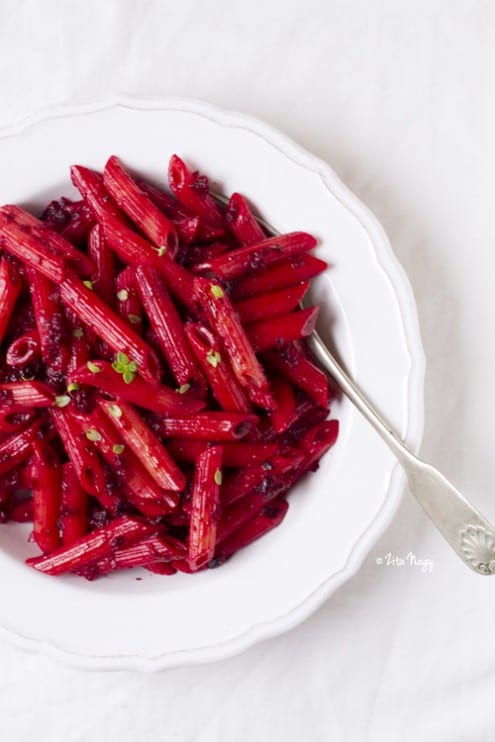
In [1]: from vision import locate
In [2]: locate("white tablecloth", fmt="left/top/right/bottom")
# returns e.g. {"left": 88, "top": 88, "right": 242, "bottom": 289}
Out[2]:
{"left": 1, "top": 2, "right": 494, "bottom": 740}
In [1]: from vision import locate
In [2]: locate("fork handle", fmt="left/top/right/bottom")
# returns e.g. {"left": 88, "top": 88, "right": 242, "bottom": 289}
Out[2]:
{"left": 307, "top": 331, "right": 495, "bottom": 574}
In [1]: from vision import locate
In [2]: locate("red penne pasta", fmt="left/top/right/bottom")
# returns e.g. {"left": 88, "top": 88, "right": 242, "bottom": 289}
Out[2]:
{"left": 0, "top": 258, "right": 22, "bottom": 344}
{"left": 198, "top": 231, "right": 316, "bottom": 281}
{"left": 50, "top": 407, "right": 109, "bottom": 503}
{"left": 31, "top": 441, "right": 61, "bottom": 554}
{"left": 213, "top": 498, "right": 289, "bottom": 566}
{"left": 69, "top": 360, "right": 205, "bottom": 416}
{"left": 184, "top": 323, "right": 252, "bottom": 413}
{"left": 0, "top": 205, "right": 95, "bottom": 277}
{"left": 60, "top": 462, "right": 88, "bottom": 546}
{"left": 298, "top": 419, "right": 339, "bottom": 474}
{"left": 5, "top": 330, "right": 41, "bottom": 368}
{"left": 193, "top": 277, "right": 276, "bottom": 410}
{"left": 26, "top": 267, "right": 70, "bottom": 390}
{"left": 138, "top": 178, "right": 223, "bottom": 243}
{"left": 59, "top": 272, "right": 161, "bottom": 385}
{"left": 234, "top": 283, "right": 309, "bottom": 325}
{"left": 188, "top": 446, "right": 222, "bottom": 569}
{"left": 246, "top": 307, "right": 319, "bottom": 352}
{"left": 166, "top": 440, "right": 277, "bottom": 467}
{"left": 225, "top": 192, "right": 266, "bottom": 245}
{"left": 70, "top": 405, "right": 179, "bottom": 512}
{"left": 155, "top": 412, "right": 259, "bottom": 441}
{"left": 135, "top": 265, "right": 205, "bottom": 391}
{"left": 0, "top": 381, "right": 53, "bottom": 408}
{"left": 87, "top": 224, "right": 116, "bottom": 307}
{"left": 231, "top": 254, "right": 328, "bottom": 300}
{"left": 115, "top": 266, "right": 143, "bottom": 329}
{"left": 221, "top": 447, "right": 304, "bottom": 506}
{"left": 268, "top": 375, "right": 298, "bottom": 434}
{"left": 0, "top": 420, "right": 41, "bottom": 478}
{"left": 27, "top": 517, "right": 156, "bottom": 576}
{"left": 0, "top": 152, "right": 338, "bottom": 579}
{"left": 263, "top": 343, "right": 330, "bottom": 409}
{"left": 70, "top": 165, "right": 122, "bottom": 221}
{"left": 168, "top": 155, "right": 225, "bottom": 228}
{"left": 0, "top": 215, "right": 66, "bottom": 283}
{"left": 98, "top": 398, "right": 186, "bottom": 492}
{"left": 103, "top": 155, "right": 179, "bottom": 256}
{"left": 95, "top": 535, "right": 186, "bottom": 575}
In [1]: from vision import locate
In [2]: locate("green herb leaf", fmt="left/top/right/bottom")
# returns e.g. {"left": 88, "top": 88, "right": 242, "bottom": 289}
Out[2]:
{"left": 87, "top": 361, "right": 102, "bottom": 374}
{"left": 176, "top": 383, "right": 191, "bottom": 395}
{"left": 206, "top": 349, "right": 222, "bottom": 368}
{"left": 112, "top": 444, "right": 125, "bottom": 455}
{"left": 73, "top": 328, "right": 84, "bottom": 339}
{"left": 156, "top": 245, "right": 167, "bottom": 257}
{"left": 127, "top": 361, "right": 138, "bottom": 373}
{"left": 211, "top": 284, "right": 224, "bottom": 299}
{"left": 116, "top": 352, "right": 128, "bottom": 366}
{"left": 123, "top": 371, "right": 134, "bottom": 384}
{"left": 83, "top": 280, "right": 93, "bottom": 290}
{"left": 54, "top": 395, "right": 71, "bottom": 408}
{"left": 214, "top": 469, "right": 223, "bottom": 486}
{"left": 108, "top": 404, "right": 122, "bottom": 418}
{"left": 116, "top": 289, "right": 129, "bottom": 302}
{"left": 85, "top": 429, "right": 102, "bottom": 442}
{"left": 67, "top": 382, "right": 80, "bottom": 394}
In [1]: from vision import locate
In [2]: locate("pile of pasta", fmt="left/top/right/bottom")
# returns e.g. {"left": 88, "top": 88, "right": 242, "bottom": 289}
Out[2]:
{"left": 0, "top": 154, "right": 338, "bottom": 578}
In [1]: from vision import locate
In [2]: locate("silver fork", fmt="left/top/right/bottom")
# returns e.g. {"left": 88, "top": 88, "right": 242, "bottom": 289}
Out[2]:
{"left": 213, "top": 193, "right": 495, "bottom": 574}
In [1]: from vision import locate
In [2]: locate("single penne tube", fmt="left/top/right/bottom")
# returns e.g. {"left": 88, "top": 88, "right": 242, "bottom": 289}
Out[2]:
{"left": 95, "top": 535, "right": 187, "bottom": 575}
{"left": 0, "top": 258, "right": 22, "bottom": 345}
{"left": 69, "top": 360, "right": 205, "bottom": 416}
{"left": 193, "top": 277, "right": 276, "bottom": 410}
{"left": 98, "top": 398, "right": 186, "bottom": 492}
{"left": 267, "top": 374, "right": 298, "bottom": 434}
{"left": 0, "top": 381, "right": 54, "bottom": 408}
{"left": 225, "top": 192, "right": 266, "bottom": 245}
{"left": 246, "top": 307, "right": 319, "bottom": 352}
{"left": 221, "top": 447, "right": 304, "bottom": 506}
{"left": 5, "top": 330, "right": 41, "bottom": 368}
{"left": 103, "top": 155, "right": 179, "bottom": 256}
{"left": 166, "top": 439, "right": 277, "bottom": 467}
{"left": 26, "top": 267, "right": 71, "bottom": 389}
{"left": 263, "top": 342, "right": 330, "bottom": 409}
{"left": 60, "top": 462, "right": 88, "bottom": 546}
{"left": 231, "top": 254, "right": 327, "bottom": 300}
{"left": 168, "top": 155, "right": 225, "bottom": 228}
{"left": 115, "top": 266, "right": 144, "bottom": 329}
{"left": 212, "top": 498, "right": 289, "bottom": 566}
{"left": 31, "top": 441, "right": 61, "bottom": 555}
{"left": 135, "top": 265, "right": 205, "bottom": 392}
{"left": 187, "top": 445, "right": 222, "bottom": 569}
{"left": 198, "top": 231, "right": 316, "bottom": 281}
{"left": 87, "top": 224, "right": 116, "bottom": 307}
{"left": 234, "top": 283, "right": 309, "bottom": 325}
{"left": 155, "top": 412, "right": 259, "bottom": 441}
{"left": 0, "top": 419, "right": 42, "bottom": 477}
{"left": 298, "top": 419, "right": 339, "bottom": 475}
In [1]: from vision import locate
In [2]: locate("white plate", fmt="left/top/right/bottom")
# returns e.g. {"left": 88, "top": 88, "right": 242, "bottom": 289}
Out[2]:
{"left": 0, "top": 97, "right": 425, "bottom": 671}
